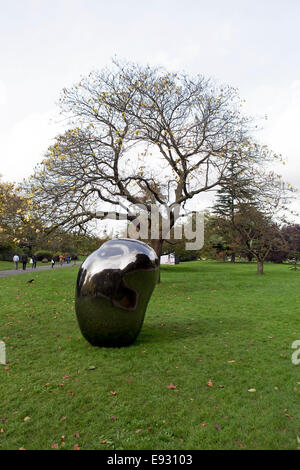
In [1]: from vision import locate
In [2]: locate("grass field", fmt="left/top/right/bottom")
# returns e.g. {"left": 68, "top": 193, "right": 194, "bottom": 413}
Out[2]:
{"left": 0, "top": 261, "right": 299, "bottom": 450}
{"left": 0, "top": 260, "right": 18, "bottom": 270}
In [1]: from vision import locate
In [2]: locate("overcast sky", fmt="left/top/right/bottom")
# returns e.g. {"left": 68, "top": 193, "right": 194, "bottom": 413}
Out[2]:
{"left": 1, "top": 0, "right": 299, "bottom": 210}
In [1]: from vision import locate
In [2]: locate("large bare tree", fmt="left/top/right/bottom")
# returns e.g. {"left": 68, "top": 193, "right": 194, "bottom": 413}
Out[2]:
{"left": 28, "top": 59, "right": 271, "bottom": 260}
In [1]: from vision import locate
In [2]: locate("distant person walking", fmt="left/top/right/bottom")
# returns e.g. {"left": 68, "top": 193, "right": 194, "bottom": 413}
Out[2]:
{"left": 13, "top": 254, "right": 19, "bottom": 270}
{"left": 51, "top": 258, "right": 55, "bottom": 269}
{"left": 21, "top": 254, "right": 28, "bottom": 271}
{"left": 31, "top": 255, "right": 37, "bottom": 269}
{"left": 59, "top": 255, "right": 64, "bottom": 266}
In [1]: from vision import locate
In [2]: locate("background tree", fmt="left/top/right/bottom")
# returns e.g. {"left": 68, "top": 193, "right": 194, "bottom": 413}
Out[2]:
{"left": 0, "top": 179, "right": 38, "bottom": 257}
{"left": 211, "top": 152, "right": 258, "bottom": 262}
{"left": 281, "top": 224, "right": 300, "bottom": 270}
{"left": 233, "top": 204, "right": 285, "bottom": 274}
{"left": 44, "top": 230, "right": 104, "bottom": 258}
{"left": 209, "top": 156, "right": 295, "bottom": 274}
{"left": 234, "top": 171, "right": 295, "bottom": 274}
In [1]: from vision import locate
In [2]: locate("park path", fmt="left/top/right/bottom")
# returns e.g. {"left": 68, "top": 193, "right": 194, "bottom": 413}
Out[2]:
{"left": 0, "top": 262, "right": 82, "bottom": 278}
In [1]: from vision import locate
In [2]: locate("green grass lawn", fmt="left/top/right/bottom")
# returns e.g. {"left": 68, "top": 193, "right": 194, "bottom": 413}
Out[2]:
{"left": 0, "top": 260, "right": 17, "bottom": 270}
{"left": 0, "top": 261, "right": 299, "bottom": 450}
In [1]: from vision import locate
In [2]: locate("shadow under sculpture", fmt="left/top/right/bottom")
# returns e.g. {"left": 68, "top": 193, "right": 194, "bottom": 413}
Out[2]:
{"left": 75, "top": 239, "right": 159, "bottom": 347}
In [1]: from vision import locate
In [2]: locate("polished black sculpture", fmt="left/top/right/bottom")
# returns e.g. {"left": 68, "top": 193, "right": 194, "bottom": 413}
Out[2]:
{"left": 75, "top": 238, "right": 159, "bottom": 347}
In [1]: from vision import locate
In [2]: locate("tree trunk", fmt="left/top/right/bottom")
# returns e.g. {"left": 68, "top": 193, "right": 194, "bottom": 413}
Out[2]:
{"left": 151, "top": 238, "right": 164, "bottom": 283}
{"left": 216, "top": 251, "right": 226, "bottom": 262}
{"left": 257, "top": 260, "right": 264, "bottom": 275}
{"left": 293, "top": 260, "right": 297, "bottom": 271}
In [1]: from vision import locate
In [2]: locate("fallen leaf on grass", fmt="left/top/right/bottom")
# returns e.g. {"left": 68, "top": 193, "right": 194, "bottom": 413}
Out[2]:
{"left": 201, "top": 422, "right": 207, "bottom": 427}
{"left": 166, "top": 383, "right": 177, "bottom": 390}
{"left": 248, "top": 388, "right": 256, "bottom": 393}
{"left": 135, "top": 429, "right": 142, "bottom": 434}
{"left": 236, "top": 441, "right": 244, "bottom": 447}
{"left": 60, "top": 416, "right": 67, "bottom": 421}
{"left": 100, "top": 440, "right": 106, "bottom": 444}
{"left": 19, "top": 447, "right": 26, "bottom": 450}
{"left": 74, "top": 443, "right": 80, "bottom": 450}
{"left": 111, "top": 416, "right": 117, "bottom": 421}
{"left": 74, "top": 432, "right": 81, "bottom": 438}
{"left": 207, "top": 381, "right": 213, "bottom": 387}
{"left": 215, "top": 424, "right": 223, "bottom": 430}
{"left": 0, "top": 428, "right": 4, "bottom": 433}
{"left": 51, "top": 443, "right": 58, "bottom": 449}
{"left": 23, "top": 416, "right": 31, "bottom": 422}
{"left": 109, "top": 391, "right": 117, "bottom": 396}
{"left": 88, "top": 366, "right": 96, "bottom": 370}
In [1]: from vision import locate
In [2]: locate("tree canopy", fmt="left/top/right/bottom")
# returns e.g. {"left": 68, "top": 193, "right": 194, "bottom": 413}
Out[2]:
{"left": 24, "top": 58, "right": 294, "bottom": 267}
{"left": 28, "top": 59, "right": 272, "bottom": 254}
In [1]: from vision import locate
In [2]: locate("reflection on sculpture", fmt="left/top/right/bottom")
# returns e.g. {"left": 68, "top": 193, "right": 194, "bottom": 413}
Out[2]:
{"left": 75, "top": 238, "right": 159, "bottom": 347}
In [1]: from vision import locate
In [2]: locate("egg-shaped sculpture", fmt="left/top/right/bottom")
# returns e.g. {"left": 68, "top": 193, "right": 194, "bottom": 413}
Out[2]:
{"left": 75, "top": 238, "right": 159, "bottom": 347}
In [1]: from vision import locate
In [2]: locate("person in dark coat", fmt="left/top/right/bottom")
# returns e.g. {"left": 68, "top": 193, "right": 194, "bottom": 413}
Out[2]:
{"left": 32, "top": 255, "right": 37, "bottom": 269}
{"left": 21, "top": 254, "right": 28, "bottom": 270}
